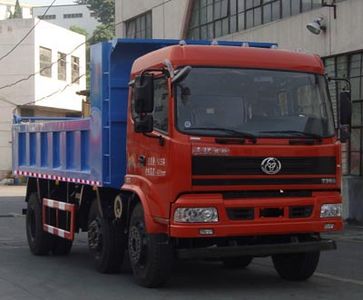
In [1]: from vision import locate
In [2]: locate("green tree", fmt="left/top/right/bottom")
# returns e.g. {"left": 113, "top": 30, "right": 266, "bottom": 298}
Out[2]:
{"left": 10, "top": 0, "right": 22, "bottom": 19}
{"left": 73, "top": 0, "right": 115, "bottom": 88}
{"left": 69, "top": 25, "right": 89, "bottom": 38}
{"left": 75, "top": 0, "right": 115, "bottom": 25}
{"left": 75, "top": 0, "right": 115, "bottom": 42}
{"left": 89, "top": 24, "right": 114, "bottom": 44}
{"left": 69, "top": 26, "right": 91, "bottom": 87}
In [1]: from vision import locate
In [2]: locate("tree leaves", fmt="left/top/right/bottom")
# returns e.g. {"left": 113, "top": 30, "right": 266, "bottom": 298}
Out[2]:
{"left": 76, "top": 0, "right": 115, "bottom": 25}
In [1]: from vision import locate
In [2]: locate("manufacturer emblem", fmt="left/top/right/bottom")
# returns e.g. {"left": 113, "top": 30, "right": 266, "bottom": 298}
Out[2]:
{"left": 261, "top": 157, "right": 282, "bottom": 175}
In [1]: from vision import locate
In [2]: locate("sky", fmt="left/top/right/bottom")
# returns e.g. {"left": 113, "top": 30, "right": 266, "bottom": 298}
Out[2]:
{"left": 24, "top": 0, "right": 76, "bottom": 5}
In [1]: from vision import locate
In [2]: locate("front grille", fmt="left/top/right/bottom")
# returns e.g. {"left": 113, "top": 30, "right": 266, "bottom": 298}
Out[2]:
{"left": 223, "top": 190, "right": 312, "bottom": 199}
{"left": 260, "top": 208, "right": 284, "bottom": 218}
{"left": 192, "top": 156, "right": 336, "bottom": 176}
{"left": 226, "top": 208, "right": 254, "bottom": 220}
{"left": 289, "top": 206, "right": 313, "bottom": 218}
{"left": 226, "top": 205, "right": 314, "bottom": 221}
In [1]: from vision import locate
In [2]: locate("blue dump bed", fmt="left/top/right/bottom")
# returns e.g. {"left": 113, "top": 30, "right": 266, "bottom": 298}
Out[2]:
{"left": 12, "top": 39, "right": 276, "bottom": 189}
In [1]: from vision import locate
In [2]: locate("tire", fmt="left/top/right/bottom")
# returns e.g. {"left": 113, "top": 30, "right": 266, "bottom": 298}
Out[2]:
{"left": 222, "top": 256, "right": 253, "bottom": 269}
{"left": 272, "top": 251, "right": 320, "bottom": 281}
{"left": 128, "top": 203, "right": 174, "bottom": 288}
{"left": 52, "top": 237, "right": 73, "bottom": 256}
{"left": 87, "top": 200, "right": 125, "bottom": 273}
{"left": 26, "top": 193, "right": 52, "bottom": 255}
{"left": 51, "top": 209, "right": 73, "bottom": 255}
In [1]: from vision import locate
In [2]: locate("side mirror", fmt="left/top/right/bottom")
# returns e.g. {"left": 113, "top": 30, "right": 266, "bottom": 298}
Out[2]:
{"left": 134, "top": 74, "right": 154, "bottom": 114}
{"left": 339, "top": 91, "right": 351, "bottom": 125}
{"left": 134, "top": 115, "right": 153, "bottom": 133}
{"left": 339, "top": 91, "right": 351, "bottom": 143}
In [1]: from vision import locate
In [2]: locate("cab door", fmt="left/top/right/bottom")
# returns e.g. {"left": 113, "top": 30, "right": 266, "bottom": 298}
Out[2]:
{"left": 127, "top": 75, "right": 173, "bottom": 218}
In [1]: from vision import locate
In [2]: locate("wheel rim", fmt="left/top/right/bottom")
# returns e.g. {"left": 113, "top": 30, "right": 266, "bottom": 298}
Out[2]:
{"left": 88, "top": 219, "right": 103, "bottom": 258}
{"left": 129, "top": 222, "right": 147, "bottom": 267}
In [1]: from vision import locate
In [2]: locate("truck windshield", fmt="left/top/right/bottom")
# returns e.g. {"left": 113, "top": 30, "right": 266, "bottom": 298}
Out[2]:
{"left": 175, "top": 68, "right": 335, "bottom": 138}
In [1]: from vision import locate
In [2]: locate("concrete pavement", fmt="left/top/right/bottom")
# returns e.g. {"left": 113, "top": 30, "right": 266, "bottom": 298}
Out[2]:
{"left": 0, "top": 185, "right": 26, "bottom": 197}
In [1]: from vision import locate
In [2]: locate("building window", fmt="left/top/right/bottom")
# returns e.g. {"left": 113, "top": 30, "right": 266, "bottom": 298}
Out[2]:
{"left": 125, "top": 11, "right": 152, "bottom": 39}
{"left": 58, "top": 52, "right": 66, "bottom": 81}
{"left": 90, "top": 12, "right": 97, "bottom": 17}
{"left": 324, "top": 52, "right": 363, "bottom": 176}
{"left": 71, "top": 56, "right": 80, "bottom": 84}
{"left": 40, "top": 46, "right": 52, "bottom": 78}
{"left": 64, "top": 13, "right": 83, "bottom": 19}
{"left": 38, "top": 15, "right": 56, "bottom": 20}
{"left": 187, "top": 0, "right": 325, "bottom": 39}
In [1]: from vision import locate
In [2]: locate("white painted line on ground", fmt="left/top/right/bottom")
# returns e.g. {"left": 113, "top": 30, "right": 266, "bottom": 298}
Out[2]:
{"left": 0, "top": 214, "right": 24, "bottom": 218}
{"left": 331, "top": 237, "right": 363, "bottom": 244}
{"left": 315, "top": 272, "right": 363, "bottom": 287}
{"left": 255, "top": 261, "right": 363, "bottom": 287}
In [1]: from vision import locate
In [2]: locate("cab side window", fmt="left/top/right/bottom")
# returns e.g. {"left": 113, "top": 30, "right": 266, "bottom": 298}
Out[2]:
{"left": 153, "top": 78, "right": 169, "bottom": 133}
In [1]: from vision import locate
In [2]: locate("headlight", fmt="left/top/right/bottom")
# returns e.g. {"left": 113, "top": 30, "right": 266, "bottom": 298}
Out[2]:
{"left": 320, "top": 204, "right": 342, "bottom": 218}
{"left": 174, "top": 207, "right": 219, "bottom": 223}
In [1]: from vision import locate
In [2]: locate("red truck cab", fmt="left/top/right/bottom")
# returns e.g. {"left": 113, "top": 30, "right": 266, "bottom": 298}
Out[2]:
{"left": 124, "top": 44, "right": 346, "bottom": 286}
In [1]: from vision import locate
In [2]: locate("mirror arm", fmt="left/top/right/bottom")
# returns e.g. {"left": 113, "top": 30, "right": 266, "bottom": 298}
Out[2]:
{"left": 141, "top": 67, "right": 170, "bottom": 78}
{"left": 328, "top": 76, "right": 351, "bottom": 92}
{"left": 163, "top": 59, "right": 174, "bottom": 79}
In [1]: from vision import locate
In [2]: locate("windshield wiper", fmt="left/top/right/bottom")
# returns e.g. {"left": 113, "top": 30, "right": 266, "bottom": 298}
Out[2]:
{"left": 185, "top": 127, "right": 257, "bottom": 142}
{"left": 259, "top": 130, "right": 322, "bottom": 140}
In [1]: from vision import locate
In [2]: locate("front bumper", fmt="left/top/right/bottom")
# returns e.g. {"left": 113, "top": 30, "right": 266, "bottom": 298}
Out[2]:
{"left": 170, "top": 192, "right": 343, "bottom": 238}
{"left": 177, "top": 239, "right": 336, "bottom": 259}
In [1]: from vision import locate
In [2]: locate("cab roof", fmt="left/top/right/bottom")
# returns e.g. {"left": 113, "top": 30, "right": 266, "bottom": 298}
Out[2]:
{"left": 131, "top": 45, "right": 324, "bottom": 75}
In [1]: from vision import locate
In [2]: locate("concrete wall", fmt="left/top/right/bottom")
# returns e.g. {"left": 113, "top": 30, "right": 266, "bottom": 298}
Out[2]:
{"left": 222, "top": 0, "right": 363, "bottom": 57}
{"left": 116, "top": 0, "right": 362, "bottom": 58}
{"left": 0, "top": 18, "right": 86, "bottom": 177}
{"left": 33, "top": 20, "right": 86, "bottom": 111}
{"left": 32, "top": 4, "right": 100, "bottom": 36}
{"left": 115, "top": 0, "right": 189, "bottom": 39}
{"left": 343, "top": 176, "right": 363, "bottom": 223}
{"left": 0, "top": 19, "right": 35, "bottom": 178}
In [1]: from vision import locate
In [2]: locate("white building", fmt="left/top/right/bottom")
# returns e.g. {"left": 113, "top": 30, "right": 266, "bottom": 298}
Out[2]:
{"left": 32, "top": 4, "right": 100, "bottom": 36}
{"left": 115, "top": 0, "right": 363, "bottom": 221}
{"left": 0, "top": 18, "right": 86, "bottom": 178}
{"left": 0, "top": 0, "right": 32, "bottom": 20}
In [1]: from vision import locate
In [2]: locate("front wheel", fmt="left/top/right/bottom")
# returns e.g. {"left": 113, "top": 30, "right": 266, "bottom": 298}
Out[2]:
{"left": 272, "top": 251, "right": 320, "bottom": 281}
{"left": 128, "top": 203, "right": 174, "bottom": 288}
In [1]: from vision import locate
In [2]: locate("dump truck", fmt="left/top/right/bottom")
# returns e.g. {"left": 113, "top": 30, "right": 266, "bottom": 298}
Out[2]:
{"left": 12, "top": 39, "right": 351, "bottom": 287}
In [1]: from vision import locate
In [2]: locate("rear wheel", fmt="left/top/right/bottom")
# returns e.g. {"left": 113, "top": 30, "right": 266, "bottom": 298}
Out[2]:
{"left": 52, "top": 237, "right": 73, "bottom": 255}
{"left": 88, "top": 200, "right": 125, "bottom": 273}
{"left": 51, "top": 208, "right": 73, "bottom": 255}
{"left": 222, "top": 256, "right": 253, "bottom": 269}
{"left": 26, "top": 193, "right": 52, "bottom": 255}
{"left": 128, "top": 203, "right": 174, "bottom": 288}
{"left": 272, "top": 251, "right": 320, "bottom": 281}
